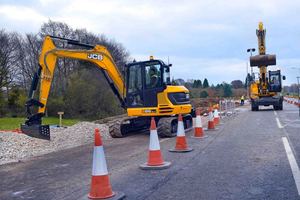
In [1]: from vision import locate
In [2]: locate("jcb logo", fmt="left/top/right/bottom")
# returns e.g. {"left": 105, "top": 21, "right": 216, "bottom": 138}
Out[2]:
{"left": 88, "top": 53, "right": 103, "bottom": 60}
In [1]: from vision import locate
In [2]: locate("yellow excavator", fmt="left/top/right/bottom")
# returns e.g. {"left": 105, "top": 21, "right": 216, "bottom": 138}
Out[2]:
{"left": 249, "top": 22, "right": 285, "bottom": 111}
{"left": 21, "top": 36, "right": 193, "bottom": 140}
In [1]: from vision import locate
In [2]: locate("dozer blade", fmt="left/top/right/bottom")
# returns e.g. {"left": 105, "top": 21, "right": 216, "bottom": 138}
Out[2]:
{"left": 20, "top": 124, "right": 50, "bottom": 140}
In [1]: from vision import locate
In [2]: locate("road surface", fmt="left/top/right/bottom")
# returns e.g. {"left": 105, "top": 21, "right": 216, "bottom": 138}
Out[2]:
{"left": 1, "top": 102, "right": 300, "bottom": 200}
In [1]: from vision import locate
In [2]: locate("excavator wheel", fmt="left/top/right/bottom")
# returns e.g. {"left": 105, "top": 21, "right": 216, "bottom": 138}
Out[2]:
{"left": 157, "top": 115, "right": 193, "bottom": 137}
{"left": 251, "top": 102, "right": 259, "bottom": 111}
{"left": 278, "top": 102, "right": 283, "bottom": 110}
{"left": 107, "top": 116, "right": 149, "bottom": 138}
{"left": 157, "top": 117, "right": 177, "bottom": 137}
{"left": 108, "top": 119, "right": 124, "bottom": 138}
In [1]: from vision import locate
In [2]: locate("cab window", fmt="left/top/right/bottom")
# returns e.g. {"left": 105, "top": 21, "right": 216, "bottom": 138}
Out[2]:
{"left": 269, "top": 74, "right": 280, "bottom": 86}
{"left": 145, "top": 63, "right": 162, "bottom": 89}
{"left": 269, "top": 72, "right": 281, "bottom": 92}
{"left": 127, "top": 64, "right": 143, "bottom": 106}
{"left": 128, "top": 64, "right": 142, "bottom": 93}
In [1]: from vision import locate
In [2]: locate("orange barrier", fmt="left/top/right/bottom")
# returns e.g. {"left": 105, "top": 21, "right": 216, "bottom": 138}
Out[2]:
{"left": 0, "top": 129, "right": 23, "bottom": 134}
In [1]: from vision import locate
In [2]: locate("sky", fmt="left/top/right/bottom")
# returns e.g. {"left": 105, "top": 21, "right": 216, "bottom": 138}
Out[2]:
{"left": 0, "top": 0, "right": 300, "bottom": 85}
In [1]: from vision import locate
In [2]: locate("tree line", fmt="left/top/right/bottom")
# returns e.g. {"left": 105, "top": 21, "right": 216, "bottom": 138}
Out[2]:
{"left": 173, "top": 78, "right": 247, "bottom": 98}
{"left": 0, "top": 20, "right": 129, "bottom": 119}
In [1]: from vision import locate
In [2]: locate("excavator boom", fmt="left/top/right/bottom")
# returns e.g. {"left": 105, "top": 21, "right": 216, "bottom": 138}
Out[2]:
{"left": 21, "top": 36, "right": 126, "bottom": 139}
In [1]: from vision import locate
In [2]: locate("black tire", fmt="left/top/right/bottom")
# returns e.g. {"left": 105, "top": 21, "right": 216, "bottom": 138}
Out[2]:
{"left": 157, "top": 117, "right": 177, "bottom": 137}
{"left": 279, "top": 102, "right": 283, "bottom": 110}
{"left": 251, "top": 104, "right": 258, "bottom": 111}
{"left": 183, "top": 115, "right": 193, "bottom": 130}
{"left": 108, "top": 119, "right": 123, "bottom": 138}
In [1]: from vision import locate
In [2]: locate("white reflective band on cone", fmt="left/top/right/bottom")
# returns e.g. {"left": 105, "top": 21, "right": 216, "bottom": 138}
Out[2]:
{"left": 192, "top": 118, "right": 196, "bottom": 128}
{"left": 195, "top": 116, "right": 202, "bottom": 127}
{"left": 149, "top": 130, "right": 160, "bottom": 150}
{"left": 209, "top": 112, "right": 213, "bottom": 121}
{"left": 92, "top": 146, "right": 108, "bottom": 176}
{"left": 214, "top": 109, "right": 219, "bottom": 117}
{"left": 177, "top": 121, "right": 185, "bottom": 136}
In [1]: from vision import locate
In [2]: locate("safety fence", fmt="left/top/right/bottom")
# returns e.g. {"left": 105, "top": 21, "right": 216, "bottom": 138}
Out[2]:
{"left": 284, "top": 96, "right": 300, "bottom": 107}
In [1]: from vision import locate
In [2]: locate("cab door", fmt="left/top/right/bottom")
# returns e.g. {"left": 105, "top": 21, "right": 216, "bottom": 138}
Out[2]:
{"left": 126, "top": 64, "right": 144, "bottom": 107}
{"left": 268, "top": 70, "right": 282, "bottom": 92}
{"left": 142, "top": 62, "right": 165, "bottom": 107}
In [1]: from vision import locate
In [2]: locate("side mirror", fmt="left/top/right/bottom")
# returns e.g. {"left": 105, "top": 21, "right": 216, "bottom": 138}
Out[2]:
{"left": 282, "top": 75, "right": 286, "bottom": 80}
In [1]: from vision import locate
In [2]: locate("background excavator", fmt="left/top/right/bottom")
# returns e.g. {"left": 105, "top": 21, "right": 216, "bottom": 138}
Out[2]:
{"left": 249, "top": 22, "right": 286, "bottom": 111}
{"left": 21, "top": 36, "right": 193, "bottom": 140}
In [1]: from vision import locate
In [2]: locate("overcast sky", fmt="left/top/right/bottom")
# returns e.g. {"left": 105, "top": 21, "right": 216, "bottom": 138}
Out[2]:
{"left": 1, "top": 0, "right": 300, "bottom": 85}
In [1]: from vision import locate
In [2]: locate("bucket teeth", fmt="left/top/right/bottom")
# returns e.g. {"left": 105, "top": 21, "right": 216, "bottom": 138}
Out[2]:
{"left": 20, "top": 124, "right": 50, "bottom": 140}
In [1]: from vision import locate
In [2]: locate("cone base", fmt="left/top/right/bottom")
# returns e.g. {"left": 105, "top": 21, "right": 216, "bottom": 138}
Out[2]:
{"left": 204, "top": 127, "right": 219, "bottom": 131}
{"left": 139, "top": 161, "right": 171, "bottom": 170}
{"left": 191, "top": 135, "right": 208, "bottom": 139}
{"left": 82, "top": 192, "right": 125, "bottom": 200}
{"left": 169, "top": 147, "right": 193, "bottom": 153}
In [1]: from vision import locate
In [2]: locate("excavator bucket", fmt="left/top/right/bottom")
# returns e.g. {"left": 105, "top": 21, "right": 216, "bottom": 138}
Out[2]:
{"left": 250, "top": 54, "right": 276, "bottom": 67}
{"left": 21, "top": 124, "right": 50, "bottom": 140}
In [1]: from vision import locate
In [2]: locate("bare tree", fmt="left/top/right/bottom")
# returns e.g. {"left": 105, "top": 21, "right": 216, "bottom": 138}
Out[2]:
{"left": 0, "top": 30, "right": 19, "bottom": 90}
{"left": 15, "top": 33, "right": 42, "bottom": 91}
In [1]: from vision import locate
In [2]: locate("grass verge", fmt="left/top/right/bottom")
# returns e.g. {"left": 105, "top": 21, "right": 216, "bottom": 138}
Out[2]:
{"left": 0, "top": 117, "right": 80, "bottom": 130}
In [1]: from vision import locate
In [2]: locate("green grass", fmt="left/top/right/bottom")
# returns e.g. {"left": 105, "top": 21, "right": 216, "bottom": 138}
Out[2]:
{"left": 0, "top": 117, "right": 80, "bottom": 130}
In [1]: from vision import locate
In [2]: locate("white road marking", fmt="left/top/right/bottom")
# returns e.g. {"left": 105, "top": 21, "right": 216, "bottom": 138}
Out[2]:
{"left": 282, "top": 137, "right": 300, "bottom": 196}
{"left": 274, "top": 110, "right": 277, "bottom": 116}
{"left": 276, "top": 117, "right": 284, "bottom": 129}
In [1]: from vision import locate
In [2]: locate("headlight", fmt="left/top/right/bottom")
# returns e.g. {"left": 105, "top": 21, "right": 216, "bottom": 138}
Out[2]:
{"left": 186, "top": 93, "right": 190, "bottom": 100}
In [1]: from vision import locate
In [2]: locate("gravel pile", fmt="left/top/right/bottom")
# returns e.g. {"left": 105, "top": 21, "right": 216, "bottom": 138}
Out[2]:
{"left": 0, "top": 122, "right": 111, "bottom": 165}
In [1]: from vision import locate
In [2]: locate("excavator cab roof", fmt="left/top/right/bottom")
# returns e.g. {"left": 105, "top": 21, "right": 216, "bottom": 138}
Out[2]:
{"left": 126, "top": 59, "right": 170, "bottom": 68}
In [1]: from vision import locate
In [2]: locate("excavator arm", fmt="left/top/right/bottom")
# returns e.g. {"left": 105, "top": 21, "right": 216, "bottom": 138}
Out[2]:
{"left": 249, "top": 22, "right": 276, "bottom": 95}
{"left": 21, "top": 36, "right": 126, "bottom": 139}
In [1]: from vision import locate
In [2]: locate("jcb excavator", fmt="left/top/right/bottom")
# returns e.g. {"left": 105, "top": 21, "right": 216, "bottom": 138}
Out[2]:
{"left": 21, "top": 36, "right": 193, "bottom": 140}
{"left": 249, "top": 22, "right": 285, "bottom": 111}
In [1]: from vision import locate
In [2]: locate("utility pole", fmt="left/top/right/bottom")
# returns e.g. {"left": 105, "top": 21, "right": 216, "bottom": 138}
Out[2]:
{"left": 246, "top": 48, "right": 256, "bottom": 98}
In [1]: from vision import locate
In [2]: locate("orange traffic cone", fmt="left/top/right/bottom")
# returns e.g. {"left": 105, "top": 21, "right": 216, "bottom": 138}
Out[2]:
{"left": 88, "top": 129, "right": 125, "bottom": 200}
{"left": 205, "top": 107, "right": 217, "bottom": 131}
{"left": 169, "top": 114, "right": 193, "bottom": 152}
{"left": 192, "top": 108, "right": 207, "bottom": 139}
{"left": 213, "top": 108, "right": 220, "bottom": 125}
{"left": 140, "top": 117, "right": 171, "bottom": 170}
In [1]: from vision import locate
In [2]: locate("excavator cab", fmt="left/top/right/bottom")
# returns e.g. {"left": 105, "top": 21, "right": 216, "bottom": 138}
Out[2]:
{"left": 268, "top": 70, "right": 282, "bottom": 92}
{"left": 126, "top": 59, "right": 171, "bottom": 108}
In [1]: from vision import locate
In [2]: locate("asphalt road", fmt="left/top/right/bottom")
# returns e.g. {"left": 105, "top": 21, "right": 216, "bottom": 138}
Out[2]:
{"left": 1, "top": 102, "right": 300, "bottom": 200}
